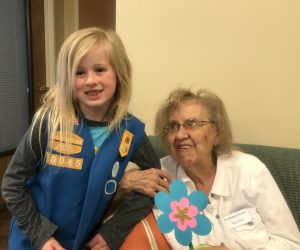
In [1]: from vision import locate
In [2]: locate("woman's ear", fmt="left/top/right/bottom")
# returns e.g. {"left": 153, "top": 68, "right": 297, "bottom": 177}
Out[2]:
{"left": 213, "top": 132, "right": 221, "bottom": 146}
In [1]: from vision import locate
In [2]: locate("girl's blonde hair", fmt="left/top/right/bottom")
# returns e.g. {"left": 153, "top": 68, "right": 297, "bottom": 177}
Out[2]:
{"left": 31, "top": 27, "right": 132, "bottom": 154}
{"left": 155, "top": 88, "right": 233, "bottom": 156}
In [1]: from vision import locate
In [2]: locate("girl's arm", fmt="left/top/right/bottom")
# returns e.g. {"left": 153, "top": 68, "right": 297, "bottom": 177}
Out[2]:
{"left": 117, "top": 133, "right": 172, "bottom": 198}
{"left": 96, "top": 133, "right": 165, "bottom": 250}
{"left": 1, "top": 123, "right": 57, "bottom": 249}
{"left": 104, "top": 134, "right": 172, "bottom": 215}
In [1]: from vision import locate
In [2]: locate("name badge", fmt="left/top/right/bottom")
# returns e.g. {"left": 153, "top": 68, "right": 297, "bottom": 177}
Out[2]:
{"left": 224, "top": 209, "right": 252, "bottom": 229}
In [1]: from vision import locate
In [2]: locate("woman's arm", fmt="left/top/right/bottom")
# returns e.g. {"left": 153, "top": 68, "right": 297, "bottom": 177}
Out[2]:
{"left": 119, "top": 167, "right": 172, "bottom": 197}
{"left": 255, "top": 163, "right": 300, "bottom": 249}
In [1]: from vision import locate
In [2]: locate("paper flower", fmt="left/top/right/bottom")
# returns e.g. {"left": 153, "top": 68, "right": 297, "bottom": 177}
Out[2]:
{"left": 155, "top": 179, "right": 212, "bottom": 246}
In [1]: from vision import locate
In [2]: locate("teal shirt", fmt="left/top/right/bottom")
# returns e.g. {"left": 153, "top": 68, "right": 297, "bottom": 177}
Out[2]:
{"left": 86, "top": 119, "right": 109, "bottom": 153}
{"left": 88, "top": 126, "right": 109, "bottom": 153}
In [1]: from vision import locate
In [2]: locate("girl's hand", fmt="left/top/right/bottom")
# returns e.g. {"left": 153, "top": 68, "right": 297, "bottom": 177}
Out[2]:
{"left": 41, "top": 237, "right": 66, "bottom": 250}
{"left": 119, "top": 168, "right": 172, "bottom": 197}
{"left": 86, "top": 234, "right": 110, "bottom": 250}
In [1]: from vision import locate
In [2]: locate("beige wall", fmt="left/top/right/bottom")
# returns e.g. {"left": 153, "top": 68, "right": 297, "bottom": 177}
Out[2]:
{"left": 116, "top": 0, "right": 300, "bottom": 149}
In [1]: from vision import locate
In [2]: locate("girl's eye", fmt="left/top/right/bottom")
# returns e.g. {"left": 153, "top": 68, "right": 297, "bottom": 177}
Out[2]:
{"left": 95, "top": 67, "right": 105, "bottom": 73}
{"left": 76, "top": 69, "right": 85, "bottom": 76}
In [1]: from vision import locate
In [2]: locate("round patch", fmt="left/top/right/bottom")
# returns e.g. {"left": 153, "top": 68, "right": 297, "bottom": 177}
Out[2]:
{"left": 104, "top": 180, "right": 117, "bottom": 195}
{"left": 112, "top": 161, "right": 119, "bottom": 178}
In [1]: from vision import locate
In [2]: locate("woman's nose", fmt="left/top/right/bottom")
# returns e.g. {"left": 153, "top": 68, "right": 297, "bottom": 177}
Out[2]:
{"left": 175, "top": 125, "right": 188, "bottom": 139}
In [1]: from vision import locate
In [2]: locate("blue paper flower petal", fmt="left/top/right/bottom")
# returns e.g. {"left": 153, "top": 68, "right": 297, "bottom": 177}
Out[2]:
{"left": 188, "top": 190, "right": 209, "bottom": 210}
{"left": 174, "top": 227, "right": 192, "bottom": 246}
{"left": 155, "top": 192, "right": 171, "bottom": 212}
{"left": 157, "top": 213, "right": 175, "bottom": 233}
{"left": 193, "top": 214, "right": 212, "bottom": 235}
{"left": 170, "top": 179, "right": 188, "bottom": 200}
{"left": 155, "top": 179, "right": 212, "bottom": 247}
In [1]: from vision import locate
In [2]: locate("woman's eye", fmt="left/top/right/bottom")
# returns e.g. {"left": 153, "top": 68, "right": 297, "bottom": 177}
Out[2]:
{"left": 185, "top": 119, "right": 199, "bottom": 128}
{"left": 169, "top": 122, "right": 179, "bottom": 130}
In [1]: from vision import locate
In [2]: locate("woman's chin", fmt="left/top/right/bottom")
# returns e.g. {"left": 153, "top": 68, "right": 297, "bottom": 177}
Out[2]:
{"left": 177, "top": 157, "right": 195, "bottom": 169}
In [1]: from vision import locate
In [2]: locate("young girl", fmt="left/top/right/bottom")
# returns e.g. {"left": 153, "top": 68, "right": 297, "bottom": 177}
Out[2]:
{"left": 1, "top": 27, "right": 163, "bottom": 250}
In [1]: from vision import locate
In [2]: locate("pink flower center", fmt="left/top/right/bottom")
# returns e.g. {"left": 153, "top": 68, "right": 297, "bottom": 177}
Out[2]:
{"left": 169, "top": 197, "right": 199, "bottom": 231}
{"left": 174, "top": 206, "right": 191, "bottom": 225}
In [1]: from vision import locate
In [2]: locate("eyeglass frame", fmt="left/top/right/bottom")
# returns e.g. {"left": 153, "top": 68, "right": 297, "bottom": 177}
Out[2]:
{"left": 163, "top": 118, "right": 214, "bottom": 134}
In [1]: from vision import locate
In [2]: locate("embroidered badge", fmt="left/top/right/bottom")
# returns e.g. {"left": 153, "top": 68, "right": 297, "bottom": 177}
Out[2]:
{"left": 49, "top": 131, "right": 83, "bottom": 155}
{"left": 46, "top": 131, "right": 84, "bottom": 170}
{"left": 119, "top": 130, "right": 133, "bottom": 157}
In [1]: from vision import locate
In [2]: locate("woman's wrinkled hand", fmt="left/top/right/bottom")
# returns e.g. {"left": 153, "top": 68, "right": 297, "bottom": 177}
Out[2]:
{"left": 41, "top": 237, "right": 66, "bottom": 250}
{"left": 119, "top": 168, "right": 173, "bottom": 197}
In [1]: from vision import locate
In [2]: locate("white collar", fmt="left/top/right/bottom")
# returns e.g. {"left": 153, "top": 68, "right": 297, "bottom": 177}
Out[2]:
{"left": 174, "top": 155, "right": 230, "bottom": 197}
{"left": 211, "top": 155, "right": 230, "bottom": 197}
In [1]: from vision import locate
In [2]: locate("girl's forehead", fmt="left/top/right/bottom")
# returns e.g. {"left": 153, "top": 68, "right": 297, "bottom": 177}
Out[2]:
{"left": 87, "top": 44, "right": 107, "bottom": 56}
{"left": 78, "top": 44, "right": 110, "bottom": 65}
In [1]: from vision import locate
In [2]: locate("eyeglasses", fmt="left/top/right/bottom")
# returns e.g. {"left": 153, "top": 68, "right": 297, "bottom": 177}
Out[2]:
{"left": 164, "top": 119, "right": 214, "bottom": 134}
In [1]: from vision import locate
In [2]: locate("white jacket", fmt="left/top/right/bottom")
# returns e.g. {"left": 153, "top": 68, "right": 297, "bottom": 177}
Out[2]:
{"left": 153, "top": 151, "right": 300, "bottom": 250}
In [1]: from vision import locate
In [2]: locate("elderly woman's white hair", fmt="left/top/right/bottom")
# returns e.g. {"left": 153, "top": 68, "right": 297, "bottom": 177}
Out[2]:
{"left": 155, "top": 88, "right": 233, "bottom": 156}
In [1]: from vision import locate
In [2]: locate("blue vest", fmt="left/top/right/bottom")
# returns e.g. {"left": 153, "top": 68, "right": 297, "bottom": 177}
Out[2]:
{"left": 8, "top": 114, "right": 145, "bottom": 250}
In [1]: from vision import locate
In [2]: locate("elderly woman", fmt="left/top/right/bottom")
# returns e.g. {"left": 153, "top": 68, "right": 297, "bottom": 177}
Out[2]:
{"left": 120, "top": 88, "right": 300, "bottom": 250}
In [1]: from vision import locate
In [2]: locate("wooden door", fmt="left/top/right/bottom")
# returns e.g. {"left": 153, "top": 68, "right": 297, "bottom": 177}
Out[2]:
{"left": 30, "top": 0, "right": 47, "bottom": 110}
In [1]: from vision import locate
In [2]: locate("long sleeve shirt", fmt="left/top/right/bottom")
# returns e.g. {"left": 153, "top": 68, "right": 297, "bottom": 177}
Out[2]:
{"left": 154, "top": 151, "right": 300, "bottom": 250}
{"left": 2, "top": 119, "right": 160, "bottom": 250}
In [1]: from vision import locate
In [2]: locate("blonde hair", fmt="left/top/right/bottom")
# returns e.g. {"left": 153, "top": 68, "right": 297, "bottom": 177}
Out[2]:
{"left": 155, "top": 88, "right": 233, "bottom": 156}
{"left": 31, "top": 27, "right": 132, "bottom": 154}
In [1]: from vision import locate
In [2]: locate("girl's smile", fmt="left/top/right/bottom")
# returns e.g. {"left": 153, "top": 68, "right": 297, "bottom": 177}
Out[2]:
{"left": 74, "top": 44, "right": 117, "bottom": 121}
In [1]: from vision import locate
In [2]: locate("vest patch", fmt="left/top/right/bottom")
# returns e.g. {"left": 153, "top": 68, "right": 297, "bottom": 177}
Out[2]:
{"left": 119, "top": 130, "right": 133, "bottom": 157}
{"left": 49, "top": 131, "right": 83, "bottom": 155}
{"left": 46, "top": 152, "right": 83, "bottom": 170}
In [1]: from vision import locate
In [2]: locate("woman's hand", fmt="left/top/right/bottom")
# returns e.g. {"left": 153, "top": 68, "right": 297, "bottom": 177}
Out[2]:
{"left": 119, "top": 168, "right": 173, "bottom": 197}
{"left": 41, "top": 237, "right": 66, "bottom": 250}
{"left": 86, "top": 234, "right": 110, "bottom": 250}
{"left": 105, "top": 168, "right": 172, "bottom": 217}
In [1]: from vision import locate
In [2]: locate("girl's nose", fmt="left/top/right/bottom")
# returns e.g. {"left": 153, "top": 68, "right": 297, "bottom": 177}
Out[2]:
{"left": 86, "top": 71, "right": 97, "bottom": 85}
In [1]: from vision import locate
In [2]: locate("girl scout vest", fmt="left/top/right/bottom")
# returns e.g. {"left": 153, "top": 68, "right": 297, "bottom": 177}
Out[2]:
{"left": 8, "top": 114, "right": 145, "bottom": 250}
